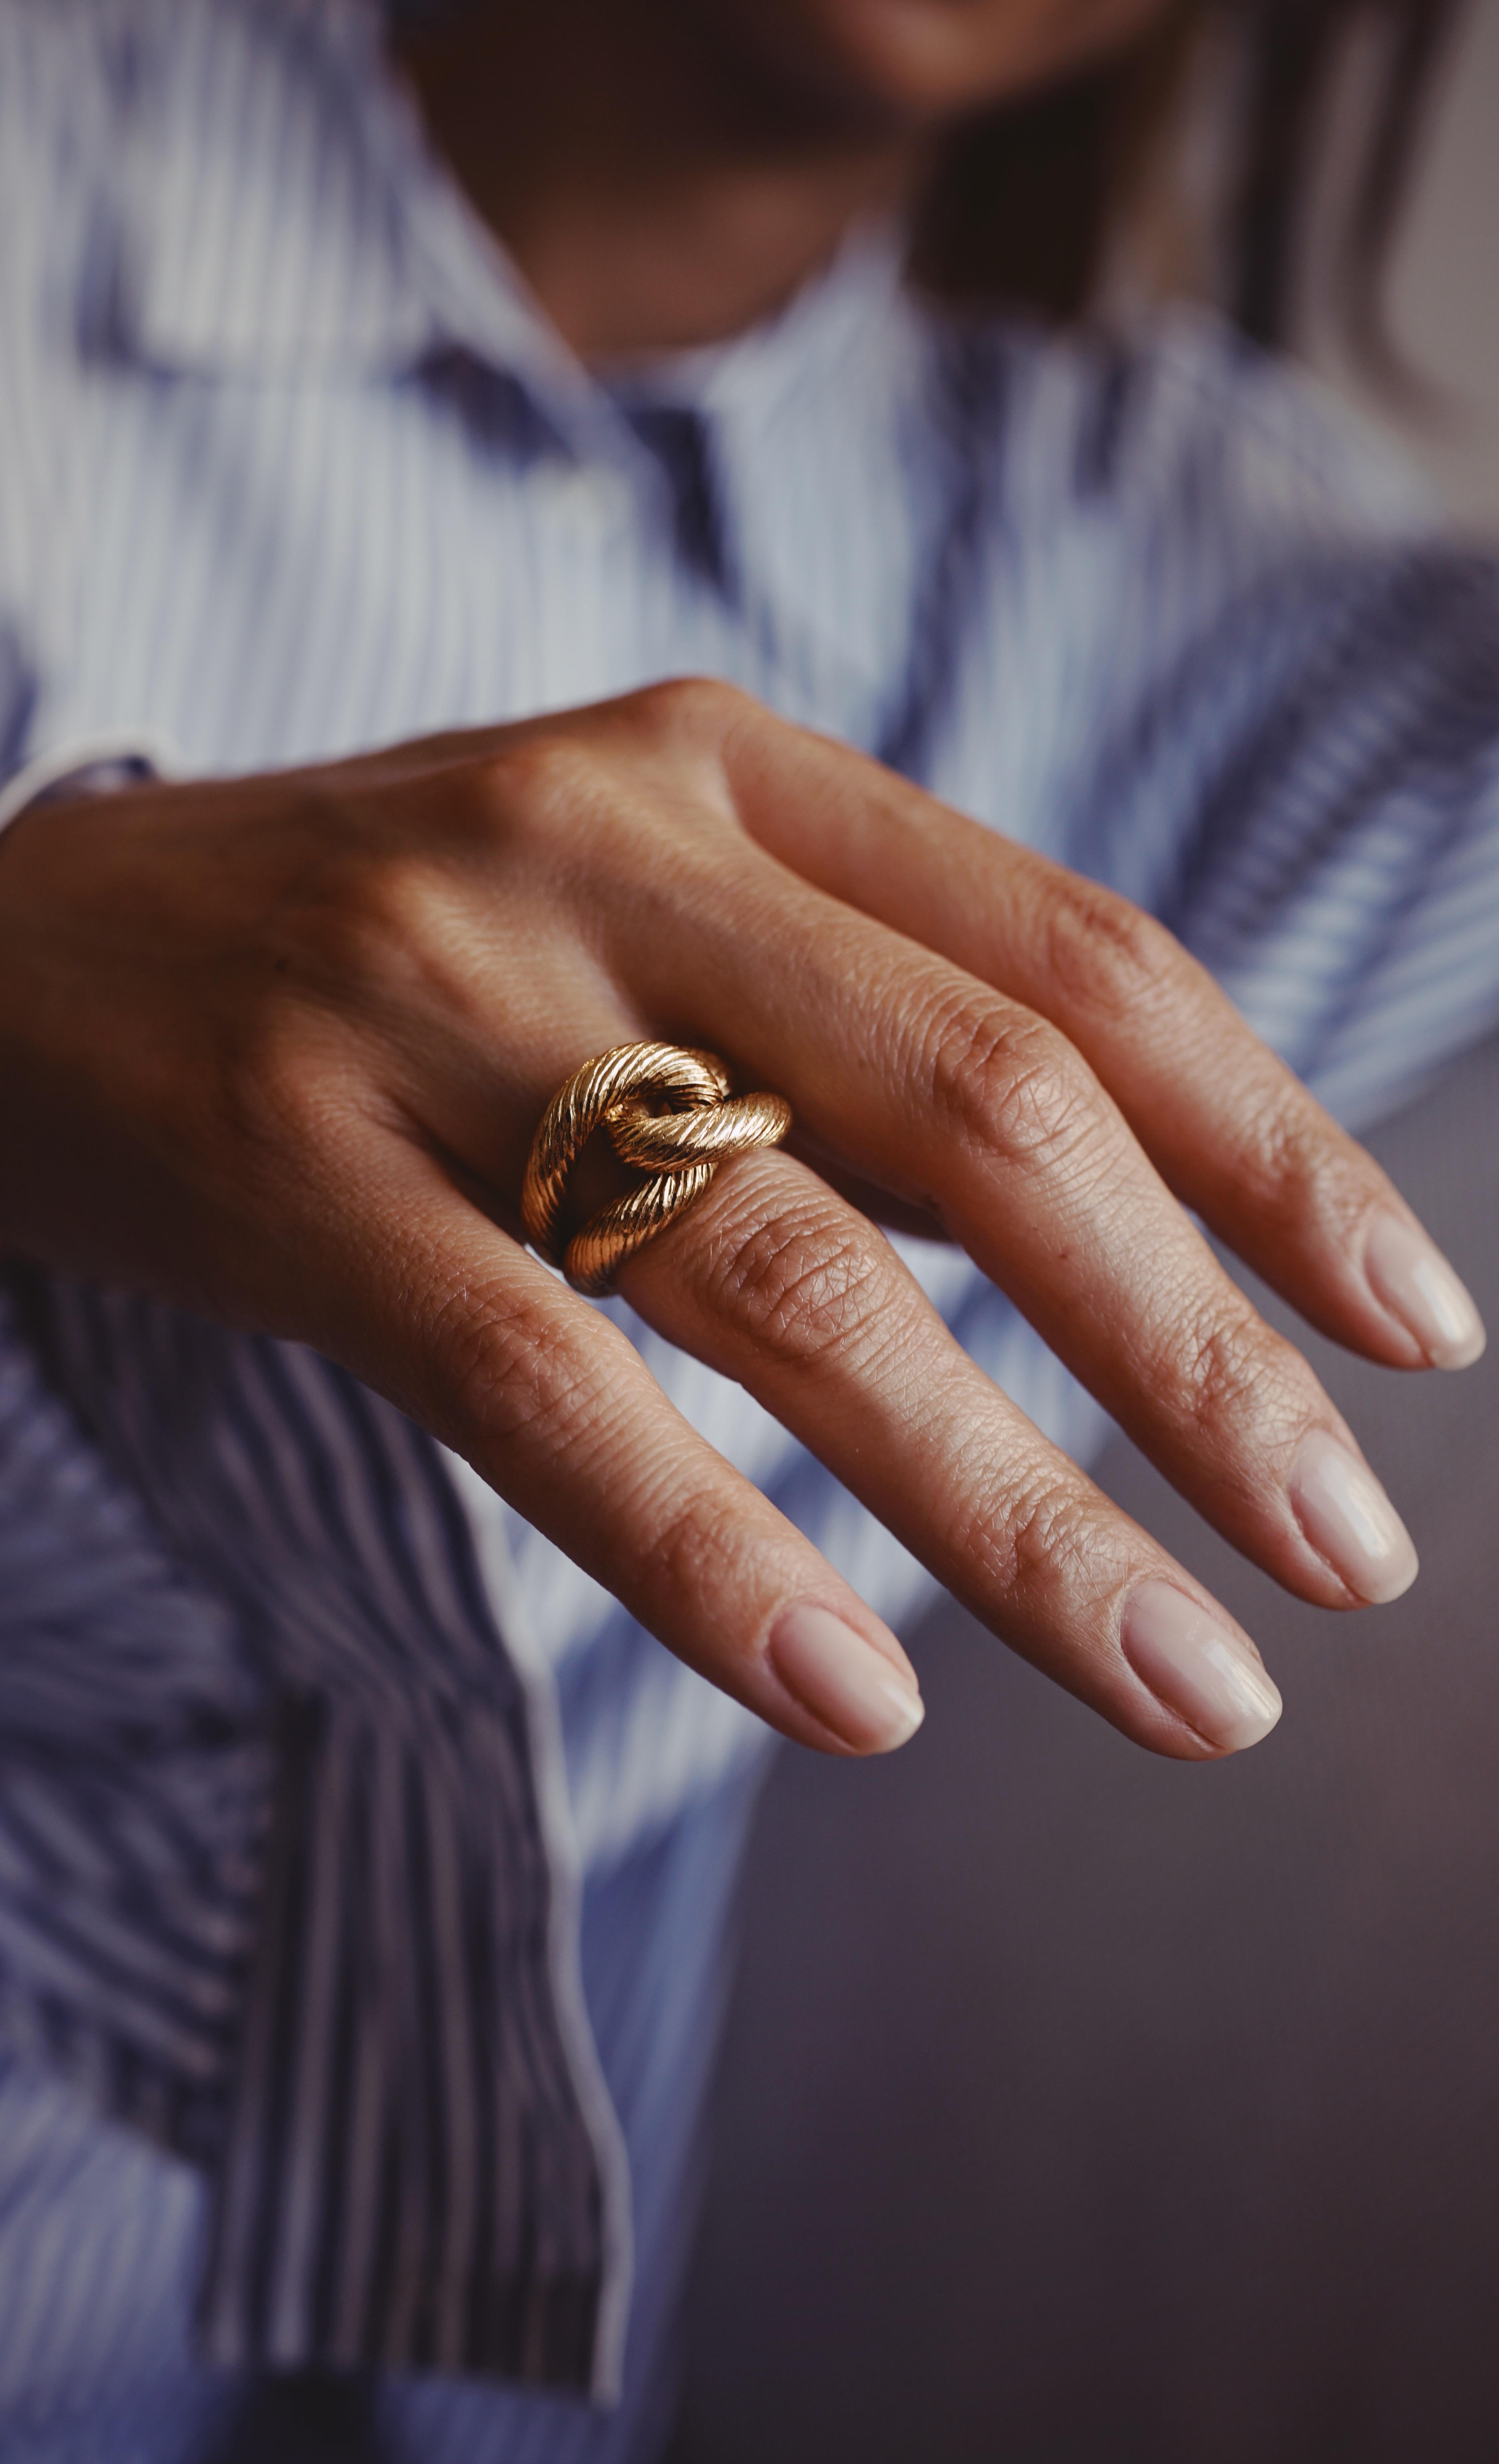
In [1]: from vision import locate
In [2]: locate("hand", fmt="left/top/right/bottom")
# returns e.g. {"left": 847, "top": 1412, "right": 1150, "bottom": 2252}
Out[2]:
{"left": 0, "top": 682, "right": 1483, "bottom": 1760}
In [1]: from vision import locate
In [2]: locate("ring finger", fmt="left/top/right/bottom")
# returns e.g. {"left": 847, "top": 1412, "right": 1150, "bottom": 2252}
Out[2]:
{"left": 620, "top": 861, "right": 1419, "bottom": 1613}
{"left": 617, "top": 1146, "right": 1285, "bottom": 1759}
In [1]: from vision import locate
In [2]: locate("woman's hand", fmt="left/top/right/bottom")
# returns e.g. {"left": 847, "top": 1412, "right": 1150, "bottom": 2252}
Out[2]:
{"left": 0, "top": 682, "right": 1483, "bottom": 1761}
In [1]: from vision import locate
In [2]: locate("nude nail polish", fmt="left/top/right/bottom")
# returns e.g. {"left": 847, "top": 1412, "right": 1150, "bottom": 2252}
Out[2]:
{"left": 1121, "top": 1580, "right": 1282, "bottom": 1752}
{"left": 1364, "top": 1212, "right": 1486, "bottom": 1370}
{"left": 1289, "top": 1428, "right": 1418, "bottom": 1604}
{"left": 769, "top": 1605, "right": 924, "bottom": 1754}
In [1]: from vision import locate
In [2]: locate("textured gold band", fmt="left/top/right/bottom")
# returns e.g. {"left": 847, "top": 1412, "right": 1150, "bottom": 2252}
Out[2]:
{"left": 521, "top": 1040, "right": 793, "bottom": 1296}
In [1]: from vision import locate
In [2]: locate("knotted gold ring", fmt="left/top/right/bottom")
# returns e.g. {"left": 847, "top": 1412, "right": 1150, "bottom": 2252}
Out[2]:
{"left": 521, "top": 1041, "right": 793, "bottom": 1296}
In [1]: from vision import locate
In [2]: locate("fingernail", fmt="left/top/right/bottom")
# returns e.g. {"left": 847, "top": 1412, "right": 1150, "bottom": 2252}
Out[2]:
{"left": 1289, "top": 1428, "right": 1418, "bottom": 1603}
{"left": 1121, "top": 1579, "right": 1282, "bottom": 1752}
{"left": 769, "top": 1604, "right": 924, "bottom": 1754}
{"left": 1364, "top": 1212, "right": 1486, "bottom": 1370}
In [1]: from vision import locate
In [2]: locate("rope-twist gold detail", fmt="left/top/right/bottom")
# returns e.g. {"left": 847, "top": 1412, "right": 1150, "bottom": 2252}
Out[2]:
{"left": 521, "top": 1040, "right": 793, "bottom": 1296}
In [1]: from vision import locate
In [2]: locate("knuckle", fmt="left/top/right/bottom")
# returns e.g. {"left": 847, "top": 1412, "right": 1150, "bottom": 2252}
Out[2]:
{"left": 429, "top": 1281, "right": 622, "bottom": 1458}
{"left": 345, "top": 848, "right": 459, "bottom": 956}
{"left": 477, "top": 705, "right": 739, "bottom": 873}
{"left": 1005, "top": 1482, "right": 1100, "bottom": 1600}
{"left": 701, "top": 1186, "right": 894, "bottom": 1368}
{"left": 212, "top": 1008, "right": 332, "bottom": 1155}
{"left": 1039, "top": 875, "right": 1181, "bottom": 1022}
{"left": 471, "top": 732, "right": 610, "bottom": 848}
{"left": 1238, "top": 1079, "right": 1375, "bottom": 1239}
{"left": 1235, "top": 1081, "right": 1304, "bottom": 1181}
{"left": 1180, "top": 1303, "right": 1264, "bottom": 1424}
{"left": 1237, "top": 1086, "right": 1324, "bottom": 1220}
{"left": 271, "top": 838, "right": 460, "bottom": 987}
{"left": 1174, "top": 1297, "right": 1309, "bottom": 1443}
{"left": 435, "top": 1294, "right": 544, "bottom": 1436}
{"left": 619, "top": 677, "right": 755, "bottom": 831}
{"left": 634, "top": 1485, "right": 731, "bottom": 1608}
{"left": 627, "top": 674, "right": 747, "bottom": 745}
{"left": 955, "top": 1472, "right": 1099, "bottom": 1605}
{"left": 924, "top": 994, "right": 1099, "bottom": 1174}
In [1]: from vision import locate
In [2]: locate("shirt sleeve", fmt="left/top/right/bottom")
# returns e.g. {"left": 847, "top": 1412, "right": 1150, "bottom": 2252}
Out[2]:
{"left": 0, "top": 10, "right": 271, "bottom": 2162}
{"left": 1091, "top": 533, "right": 1499, "bottom": 1132}
{"left": 981, "top": 311, "right": 1499, "bottom": 1135}
{"left": 0, "top": 1273, "right": 272, "bottom": 2159}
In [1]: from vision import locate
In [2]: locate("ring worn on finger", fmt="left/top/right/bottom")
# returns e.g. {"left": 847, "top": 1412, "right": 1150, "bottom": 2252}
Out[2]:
{"left": 522, "top": 1040, "right": 793, "bottom": 1296}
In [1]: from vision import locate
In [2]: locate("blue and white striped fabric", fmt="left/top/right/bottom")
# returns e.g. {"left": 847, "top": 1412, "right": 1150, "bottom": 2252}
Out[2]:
{"left": 0, "top": 1760, "right": 763, "bottom": 2464}
{"left": 2, "top": 0, "right": 1499, "bottom": 2440}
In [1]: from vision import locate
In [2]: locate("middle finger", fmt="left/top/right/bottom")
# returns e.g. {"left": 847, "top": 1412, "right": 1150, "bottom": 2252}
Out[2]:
{"left": 618, "top": 1146, "right": 1285, "bottom": 1758}
{"left": 623, "top": 856, "right": 1419, "bottom": 1612}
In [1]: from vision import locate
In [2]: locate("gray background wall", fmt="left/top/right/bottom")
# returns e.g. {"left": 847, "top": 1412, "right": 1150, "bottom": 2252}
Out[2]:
{"left": 1311, "top": 0, "right": 1499, "bottom": 530}
{"left": 670, "top": 11, "right": 1499, "bottom": 2456}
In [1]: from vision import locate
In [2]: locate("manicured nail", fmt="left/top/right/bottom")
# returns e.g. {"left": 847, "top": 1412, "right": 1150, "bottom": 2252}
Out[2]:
{"left": 768, "top": 1604, "right": 924, "bottom": 1754}
{"left": 1364, "top": 1212, "right": 1486, "bottom": 1370}
{"left": 1289, "top": 1428, "right": 1418, "bottom": 1603}
{"left": 1121, "top": 1579, "right": 1282, "bottom": 1752}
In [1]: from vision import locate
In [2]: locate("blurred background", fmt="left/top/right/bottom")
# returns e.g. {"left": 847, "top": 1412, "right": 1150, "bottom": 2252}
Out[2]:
{"left": 1304, "top": 0, "right": 1499, "bottom": 525}
{"left": 669, "top": 7, "right": 1499, "bottom": 2457}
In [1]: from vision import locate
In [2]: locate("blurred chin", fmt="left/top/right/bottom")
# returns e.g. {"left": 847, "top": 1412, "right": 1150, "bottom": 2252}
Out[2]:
{"left": 717, "top": 0, "right": 1167, "bottom": 124}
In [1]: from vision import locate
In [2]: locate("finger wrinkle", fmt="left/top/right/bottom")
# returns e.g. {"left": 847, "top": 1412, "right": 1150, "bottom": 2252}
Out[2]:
{"left": 923, "top": 996, "right": 1100, "bottom": 1179}
{"left": 426, "top": 1281, "right": 639, "bottom": 1448}
{"left": 1036, "top": 875, "right": 1180, "bottom": 1026}
{"left": 629, "top": 1481, "right": 771, "bottom": 1623}
{"left": 1172, "top": 1298, "right": 1313, "bottom": 1447}
{"left": 695, "top": 1194, "right": 894, "bottom": 1370}
{"left": 941, "top": 1461, "right": 1097, "bottom": 1601}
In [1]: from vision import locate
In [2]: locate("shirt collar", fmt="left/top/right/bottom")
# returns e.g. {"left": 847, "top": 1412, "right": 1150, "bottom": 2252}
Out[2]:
{"left": 600, "top": 218, "right": 913, "bottom": 431}
{"left": 117, "top": 0, "right": 624, "bottom": 459}
{"left": 115, "top": 0, "right": 913, "bottom": 441}
{"left": 111, "top": 0, "right": 931, "bottom": 698}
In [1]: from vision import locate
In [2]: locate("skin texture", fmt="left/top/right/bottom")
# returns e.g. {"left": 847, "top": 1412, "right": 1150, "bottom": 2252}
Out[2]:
{"left": 391, "top": 0, "right": 1167, "bottom": 356}
{"left": 709, "top": 0, "right": 1168, "bottom": 117}
{"left": 2, "top": 2, "right": 1484, "bottom": 1761}
{"left": 0, "top": 688, "right": 1480, "bottom": 1760}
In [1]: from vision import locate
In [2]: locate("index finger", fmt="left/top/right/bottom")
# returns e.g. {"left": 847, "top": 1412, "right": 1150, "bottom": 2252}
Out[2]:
{"left": 718, "top": 712, "right": 1486, "bottom": 1375}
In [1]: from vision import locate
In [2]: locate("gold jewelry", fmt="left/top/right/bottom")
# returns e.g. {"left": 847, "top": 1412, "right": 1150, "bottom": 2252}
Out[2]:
{"left": 522, "top": 1040, "right": 793, "bottom": 1296}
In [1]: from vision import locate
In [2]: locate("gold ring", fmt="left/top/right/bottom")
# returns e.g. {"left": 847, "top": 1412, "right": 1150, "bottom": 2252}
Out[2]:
{"left": 521, "top": 1040, "right": 793, "bottom": 1296}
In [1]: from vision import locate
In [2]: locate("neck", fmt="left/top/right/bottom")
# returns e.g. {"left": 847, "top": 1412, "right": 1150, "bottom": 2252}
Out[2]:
{"left": 391, "top": 2, "right": 920, "bottom": 361}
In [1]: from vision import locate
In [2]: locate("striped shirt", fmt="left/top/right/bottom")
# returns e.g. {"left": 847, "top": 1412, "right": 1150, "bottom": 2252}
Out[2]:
{"left": 2, "top": 0, "right": 1498, "bottom": 2406}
